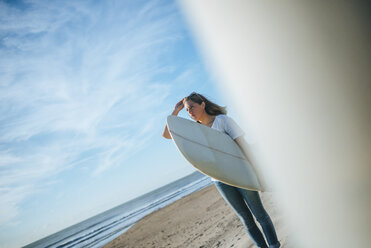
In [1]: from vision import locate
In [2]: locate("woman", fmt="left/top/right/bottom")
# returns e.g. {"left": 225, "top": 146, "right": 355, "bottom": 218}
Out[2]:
{"left": 162, "top": 92, "right": 280, "bottom": 248}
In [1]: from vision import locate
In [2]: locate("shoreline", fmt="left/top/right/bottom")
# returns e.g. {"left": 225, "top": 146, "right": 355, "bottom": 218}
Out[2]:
{"left": 104, "top": 185, "right": 289, "bottom": 248}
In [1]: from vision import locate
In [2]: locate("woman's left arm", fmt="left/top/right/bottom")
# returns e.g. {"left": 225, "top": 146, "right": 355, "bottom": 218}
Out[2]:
{"left": 224, "top": 117, "right": 265, "bottom": 189}
{"left": 234, "top": 136, "right": 265, "bottom": 190}
{"left": 234, "top": 136, "right": 253, "bottom": 164}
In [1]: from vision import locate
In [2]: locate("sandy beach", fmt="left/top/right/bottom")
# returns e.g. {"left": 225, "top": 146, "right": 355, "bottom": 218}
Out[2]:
{"left": 104, "top": 185, "right": 290, "bottom": 248}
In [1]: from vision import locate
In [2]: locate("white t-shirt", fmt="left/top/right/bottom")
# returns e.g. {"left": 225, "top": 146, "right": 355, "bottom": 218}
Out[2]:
{"left": 211, "top": 114, "right": 244, "bottom": 139}
{"left": 210, "top": 114, "right": 244, "bottom": 181}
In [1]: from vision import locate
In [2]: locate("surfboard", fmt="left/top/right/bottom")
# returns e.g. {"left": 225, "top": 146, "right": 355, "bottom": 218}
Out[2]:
{"left": 167, "top": 115, "right": 262, "bottom": 191}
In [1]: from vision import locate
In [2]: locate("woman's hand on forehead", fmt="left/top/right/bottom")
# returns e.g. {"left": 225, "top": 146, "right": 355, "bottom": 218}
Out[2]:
{"left": 174, "top": 99, "right": 184, "bottom": 113}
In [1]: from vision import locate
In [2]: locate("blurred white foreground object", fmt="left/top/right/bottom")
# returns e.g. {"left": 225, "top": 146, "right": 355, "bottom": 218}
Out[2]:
{"left": 180, "top": 1, "right": 371, "bottom": 247}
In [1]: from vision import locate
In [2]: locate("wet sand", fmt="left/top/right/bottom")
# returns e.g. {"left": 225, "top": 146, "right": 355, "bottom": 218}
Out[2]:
{"left": 104, "top": 185, "right": 290, "bottom": 248}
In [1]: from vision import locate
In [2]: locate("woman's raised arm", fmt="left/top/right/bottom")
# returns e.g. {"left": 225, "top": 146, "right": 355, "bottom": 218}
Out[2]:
{"left": 162, "top": 99, "right": 184, "bottom": 139}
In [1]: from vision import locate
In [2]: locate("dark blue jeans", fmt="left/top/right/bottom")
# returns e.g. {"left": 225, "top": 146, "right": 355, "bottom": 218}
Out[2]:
{"left": 214, "top": 181, "right": 280, "bottom": 248}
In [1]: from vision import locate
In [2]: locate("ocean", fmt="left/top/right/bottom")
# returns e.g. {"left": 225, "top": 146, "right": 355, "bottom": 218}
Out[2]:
{"left": 24, "top": 171, "right": 212, "bottom": 248}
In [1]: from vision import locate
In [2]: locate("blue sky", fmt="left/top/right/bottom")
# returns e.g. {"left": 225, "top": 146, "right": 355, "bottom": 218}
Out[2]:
{"left": 0, "top": 0, "right": 227, "bottom": 247}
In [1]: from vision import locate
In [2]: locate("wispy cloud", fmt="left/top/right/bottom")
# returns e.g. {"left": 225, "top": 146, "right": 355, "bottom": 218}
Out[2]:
{"left": 0, "top": 0, "right": 182, "bottom": 233}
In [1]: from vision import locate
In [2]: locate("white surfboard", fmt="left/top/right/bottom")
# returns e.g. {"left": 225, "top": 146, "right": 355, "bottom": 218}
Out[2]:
{"left": 167, "top": 115, "right": 262, "bottom": 191}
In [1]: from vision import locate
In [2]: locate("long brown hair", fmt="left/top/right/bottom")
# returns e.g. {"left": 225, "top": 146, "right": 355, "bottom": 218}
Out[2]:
{"left": 184, "top": 92, "right": 227, "bottom": 116}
